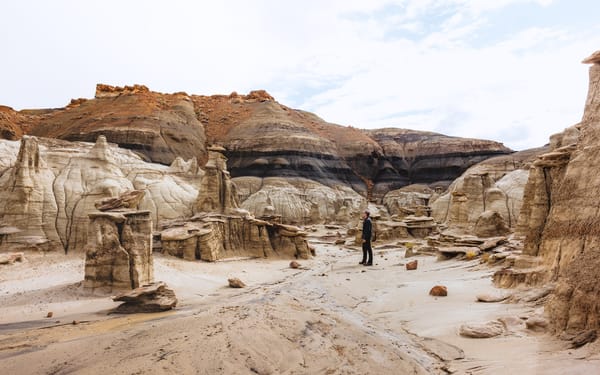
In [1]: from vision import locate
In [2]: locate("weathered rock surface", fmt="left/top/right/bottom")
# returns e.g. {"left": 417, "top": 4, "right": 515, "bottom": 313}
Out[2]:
{"left": 514, "top": 52, "right": 600, "bottom": 335}
{"left": 0, "top": 136, "right": 201, "bottom": 253}
{"left": 383, "top": 184, "right": 432, "bottom": 218}
{"left": 431, "top": 148, "right": 545, "bottom": 233}
{"left": 525, "top": 316, "right": 549, "bottom": 332}
{"left": 112, "top": 282, "right": 177, "bottom": 313}
{"left": 194, "top": 146, "right": 239, "bottom": 214}
{"left": 367, "top": 128, "right": 511, "bottom": 197}
{"left": 28, "top": 84, "right": 207, "bottom": 165}
{"left": 0, "top": 105, "right": 33, "bottom": 140}
{"left": 84, "top": 209, "right": 153, "bottom": 291}
{"left": 459, "top": 321, "right": 504, "bottom": 338}
{"left": 95, "top": 190, "right": 145, "bottom": 211}
{"left": 2, "top": 85, "right": 512, "bottom": 203}
{"left": 160, "top": 215, "right": 312, "bottom": 262}
{"left": 571, "top": 330, "right": 597, "bottom": 348}
{"left": 235, "top": 176, "right": 366, "bottom": 224}
{"left": 474, "top": 210, "right": 510, "bottom": 238}
{"left": 0, "top": 136, "right": 61, "bottom": 251}
{"left": 228, "top": 278, "right": 246, "bottom": 288}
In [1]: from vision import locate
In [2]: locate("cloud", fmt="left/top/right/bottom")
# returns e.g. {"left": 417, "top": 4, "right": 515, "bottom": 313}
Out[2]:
{"left": 0, "top": 0, "right": 598, "bottom": 150}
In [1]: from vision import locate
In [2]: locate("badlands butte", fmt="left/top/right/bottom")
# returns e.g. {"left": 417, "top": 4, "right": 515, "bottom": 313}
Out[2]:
{"left": 0, "top": 50, "right": 600, "bottom": 374}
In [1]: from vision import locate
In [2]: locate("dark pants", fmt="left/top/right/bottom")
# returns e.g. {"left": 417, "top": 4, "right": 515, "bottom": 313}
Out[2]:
{"left": 361, "top": 240, "right": 373, "bottom": 264}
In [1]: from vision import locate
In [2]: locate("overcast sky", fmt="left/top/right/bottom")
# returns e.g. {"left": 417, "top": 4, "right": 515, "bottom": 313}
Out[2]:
{"left": 2, "top": 1, "right": 599, "bottom": 150}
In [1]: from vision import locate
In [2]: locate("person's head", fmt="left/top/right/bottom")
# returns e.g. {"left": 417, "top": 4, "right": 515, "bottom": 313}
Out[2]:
{"left": 362, "top": 210, "right": 370, "bottom": 219}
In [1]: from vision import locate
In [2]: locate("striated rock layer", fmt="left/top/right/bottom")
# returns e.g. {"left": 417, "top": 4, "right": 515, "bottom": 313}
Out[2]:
{"left": 28, "top": 84, "right": 207, "bottom": 165}
{"left": 84, "top": 209, "right": 154, "bottom": 291}
{"left": 1, "top": 85, "right": 512, "bottom": 199}
{"left": 517, "top": 51, "right": 600, "bottom": 334}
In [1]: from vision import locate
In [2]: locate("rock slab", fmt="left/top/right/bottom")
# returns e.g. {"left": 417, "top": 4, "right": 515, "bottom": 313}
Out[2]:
{"left": 112, "top": 282, "right": 177, "bottom": 313}
{"left": 459, "top": 321, "right": 504, "bottom": 338}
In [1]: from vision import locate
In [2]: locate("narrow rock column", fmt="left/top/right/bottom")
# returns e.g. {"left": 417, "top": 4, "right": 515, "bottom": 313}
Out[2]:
{"left": 84, "top": 210, "right": 153, "bottom": 291}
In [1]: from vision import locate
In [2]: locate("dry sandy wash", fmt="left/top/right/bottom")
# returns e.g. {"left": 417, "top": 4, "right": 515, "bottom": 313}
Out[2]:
{"left": 1, "top": 230, "right": 599, "bottom": 375}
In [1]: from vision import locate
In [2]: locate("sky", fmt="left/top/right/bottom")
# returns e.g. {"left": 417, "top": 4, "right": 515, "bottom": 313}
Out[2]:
{"left": 1, "top": 1, "right": 599, "bottom": 150}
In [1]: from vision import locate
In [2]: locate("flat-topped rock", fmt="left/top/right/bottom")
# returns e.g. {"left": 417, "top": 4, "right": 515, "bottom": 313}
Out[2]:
{"left": 112, "top": 282, "right": 177, "bottom": 313}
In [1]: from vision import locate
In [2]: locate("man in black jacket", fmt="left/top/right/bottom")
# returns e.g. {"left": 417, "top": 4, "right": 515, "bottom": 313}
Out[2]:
{"left": 360, "top": 210, "right": 373, "bottom": 266}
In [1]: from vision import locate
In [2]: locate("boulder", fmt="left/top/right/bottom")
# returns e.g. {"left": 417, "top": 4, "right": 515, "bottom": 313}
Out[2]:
{"left": 429, "top": 285, "right": 448, "bottom": 296}
{"left": 474, "top": 210, "right": 510, "bottom": 238}
{"left": 228, "top": 278, "right": 246, "bottom": 288}
{"left": 289, "top": 260, "right": 301, "bottom": 269}
{"left": 112, "top": 282, "right": 177, "bottom": 313}
{"left": 459, "top": 321, "right": 504, "bottom": 338}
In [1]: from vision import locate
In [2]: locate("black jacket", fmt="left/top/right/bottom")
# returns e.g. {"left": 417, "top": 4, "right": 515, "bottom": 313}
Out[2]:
{"left": 362, "top": 217, "right": 372, "bottom": 241}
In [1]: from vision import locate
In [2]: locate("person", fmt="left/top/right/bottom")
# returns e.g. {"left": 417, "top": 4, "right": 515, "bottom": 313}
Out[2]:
{"left": 359, "top": 210, "right": 373, "bottom": 266}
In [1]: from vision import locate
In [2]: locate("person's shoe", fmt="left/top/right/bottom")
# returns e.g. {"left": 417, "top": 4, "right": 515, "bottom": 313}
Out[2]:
{"left": 359, "top": 261, "right": 365, "bottom": 265}
{"left": 364, "top": 262, "right": 373, "bottom": 266}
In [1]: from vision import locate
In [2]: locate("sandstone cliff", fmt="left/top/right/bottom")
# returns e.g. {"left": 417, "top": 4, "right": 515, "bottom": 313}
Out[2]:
{"left": 516, "top": 51, "right": 600, "bottom": 334}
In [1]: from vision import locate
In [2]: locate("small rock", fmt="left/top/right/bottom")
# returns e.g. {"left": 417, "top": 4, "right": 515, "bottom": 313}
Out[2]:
{"left": 459, "top": 321, "right": 504, "bottom": 338}
{"left": 525, "top": 316, "right": 549, "bottom": 332}
{"left": 429, "top": 285, "right": 447, "bottom": 297}
{"left": 228, "top": 278, "right": 246, "bottom": 288}
{"left": 497, "top": 316, "right": 524, "bottom": 331}
{"left": 406, "top": 260, "right": 418, "bottom": 270}
{"left": 334, "top": 239, "right": 345, "bottom": 245}
{"left": 289, "top": 261, "right": 301, "bottom": 269}
{"left": 476, "top": 293, "right": 508, "bottom": 303}
{"left": 72, "top": 320, "right": 79, "bottom": 325}
{"left": 0, "top": 252, "right": 25, "bottom": 265}
{"left": 46, "top": 312, "right": 53, "bottom": 318}
{"left": 571, "top": 330, "right": 597, "bottom": 348}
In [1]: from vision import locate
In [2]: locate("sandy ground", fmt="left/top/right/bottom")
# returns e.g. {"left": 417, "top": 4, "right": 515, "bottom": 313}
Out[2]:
{"left": 1, "top": 230, "right": 599, "bottom": 374}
